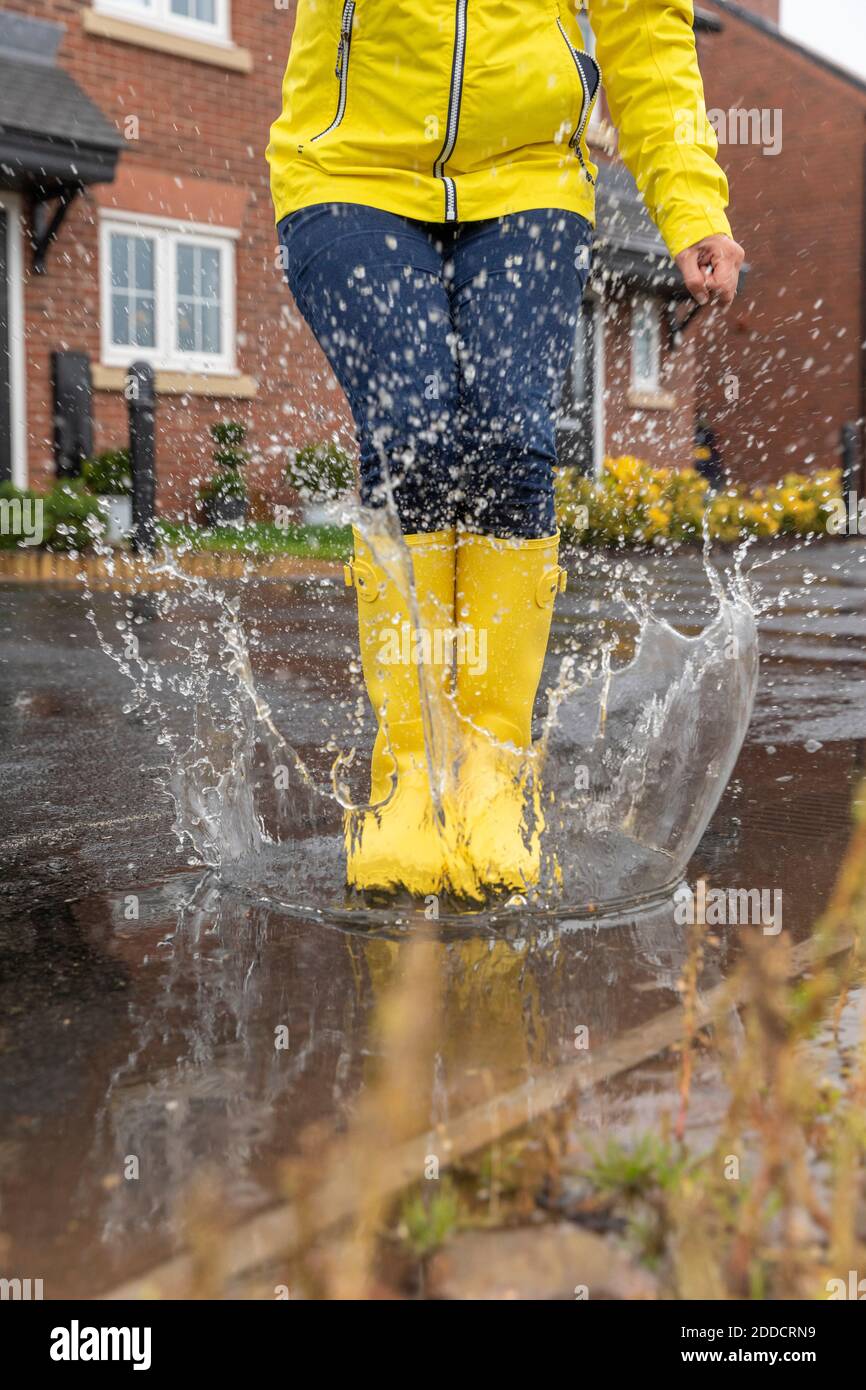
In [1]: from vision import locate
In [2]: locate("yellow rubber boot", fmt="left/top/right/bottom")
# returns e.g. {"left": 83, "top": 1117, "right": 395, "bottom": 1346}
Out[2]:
{"left": 455, "top": 532, "right": 566, "bottom": 893}
{"left": 343, "top": 525, "right": 458, "bottom": 896}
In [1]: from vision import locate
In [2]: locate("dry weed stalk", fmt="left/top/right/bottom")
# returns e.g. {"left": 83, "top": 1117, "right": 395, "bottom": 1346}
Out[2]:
{"left": 306, "top": 928, "right": 444, "bottom": 1298}
{"left": 674, "top": 890, "right": 708, "bottom": 1143}
{"left": 669, "top": 777, "right": 866, "bottom": 1298}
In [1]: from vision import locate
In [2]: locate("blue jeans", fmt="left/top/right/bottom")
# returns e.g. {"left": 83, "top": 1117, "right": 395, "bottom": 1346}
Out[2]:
{"left": 278, "top": 203, "right": 593, "bottom": 537}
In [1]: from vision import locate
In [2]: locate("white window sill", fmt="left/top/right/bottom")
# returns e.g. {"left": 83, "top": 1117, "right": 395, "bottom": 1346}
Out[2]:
{"left": 93, "top": 365, "right": 258, "bottom": 398}
{"left": 628, "top": 387, "right": 676, "bottom": 412}
{"left": 83, "top": 8, "right": 253, "bottom": 72}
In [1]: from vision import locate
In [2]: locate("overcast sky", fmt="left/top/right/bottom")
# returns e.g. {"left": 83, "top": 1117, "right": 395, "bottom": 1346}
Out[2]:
{"left": 781, "top": 0, "right": 866, "bottom": 81}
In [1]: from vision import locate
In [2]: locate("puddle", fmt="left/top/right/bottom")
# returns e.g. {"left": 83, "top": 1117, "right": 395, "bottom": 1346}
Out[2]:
{"left": 0, "top": 537, "right": 864, "bottom": 1294}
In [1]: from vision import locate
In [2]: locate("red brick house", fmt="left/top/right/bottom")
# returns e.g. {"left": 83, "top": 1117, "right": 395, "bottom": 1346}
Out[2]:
{"left": 0, "top": 0, "right": 860, "bottom": 508}
{"left": 575, "top": 0, "right": 866, "bottom": 487}
{"left": 696, "top": 0, "right": 866, "bottom": 484}
{"left": 0, "top": 0, "right": 330, "bottom": 513}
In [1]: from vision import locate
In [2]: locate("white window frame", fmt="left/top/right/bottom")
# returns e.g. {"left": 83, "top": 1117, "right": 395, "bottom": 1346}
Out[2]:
{"left": 100, "top": 212, "right": 237, "bottom": 375}
{"left": 93, "top": 0, "right": 231, "bottom": 47}
{"left": 0, "top": 194, "right": 27, "bottom": 487}
{"left": 631, "top": 294, "right": 662, "bottom": 393}
{"left": 558, "top": 294, "right": 605, "bottom": 478}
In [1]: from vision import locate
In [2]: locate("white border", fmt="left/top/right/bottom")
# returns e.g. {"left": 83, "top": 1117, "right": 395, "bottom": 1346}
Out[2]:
{"left": 631, "top": 293, "right": 662, "bottom": 393}
{"left": 99, "top": 210, "right": 237, "bottom": 374}
{"left": 559, "top": 293, "right": 604, "bottom": 477}
{"left": 0, "top": 194, "right": 28, "bottom": 488}
{"left": 93, "top": 0, "right": 232, "bottom": 48}
{"left": 99, "top": 208, "right": 240, "bottom": 240}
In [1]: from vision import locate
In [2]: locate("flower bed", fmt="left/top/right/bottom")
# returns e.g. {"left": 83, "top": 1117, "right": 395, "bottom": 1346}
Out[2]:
{"left": 555, "top": 458, "right": 843, "bottom": 547}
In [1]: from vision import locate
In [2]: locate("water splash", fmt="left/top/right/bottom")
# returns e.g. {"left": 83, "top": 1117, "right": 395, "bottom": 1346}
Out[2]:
{"left": 81, "top": 514, "right": 758, "bottom": 924}
{"left": 539, "top": 547, "right": 758, "bottom": 907}
{"left": 82, "top": 546, "right": 331, "bottom": 872}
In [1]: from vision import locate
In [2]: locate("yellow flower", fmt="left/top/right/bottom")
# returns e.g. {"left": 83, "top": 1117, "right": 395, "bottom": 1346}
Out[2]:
{"left": 647, "top": 505, "right": 670, "bottom": 531}
{"left": 557, "top": 457, "right": 835, "bottom": 546}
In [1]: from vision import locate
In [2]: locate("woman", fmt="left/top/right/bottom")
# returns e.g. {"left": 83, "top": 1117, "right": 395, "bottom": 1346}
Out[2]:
{"left": 267, "top": 0, "right": 744, "bottom": 901}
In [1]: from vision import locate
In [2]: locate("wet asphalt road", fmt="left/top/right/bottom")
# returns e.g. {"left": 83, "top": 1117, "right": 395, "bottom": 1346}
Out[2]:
{"left": 0, "top": 538, "right": 864, "bottom": 1296}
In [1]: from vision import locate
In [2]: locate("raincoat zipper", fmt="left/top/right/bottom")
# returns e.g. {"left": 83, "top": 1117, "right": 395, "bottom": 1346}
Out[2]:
{"left": 310, "top": 0, "right": 356, "bottom": 145}
{"left": 433, "top": 0, "right": 468, "bottom": 221}
{"left": 556, "top": 18, "right": 601, "bottom": 184}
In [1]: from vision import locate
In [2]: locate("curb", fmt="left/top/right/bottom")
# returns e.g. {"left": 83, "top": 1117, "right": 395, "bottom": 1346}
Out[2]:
{"left": 0, "top": 549, "right": 343, "bottom": 589}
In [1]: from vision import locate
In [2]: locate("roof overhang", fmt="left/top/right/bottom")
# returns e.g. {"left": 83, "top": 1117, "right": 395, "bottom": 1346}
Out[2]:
{"left": 0, "top": 128, "right": 120, "bottom": 198}
{"left": 0, "top": 13, "right": 121, "bottom": 269}
{"left": 591, "top": 161, "right": 690, "bottom": 299}
{"left": 694, "top": 7, "right": 725, "bottom": 33}
{"left": 594, "top": 242, "right": 689, "bottom": 298}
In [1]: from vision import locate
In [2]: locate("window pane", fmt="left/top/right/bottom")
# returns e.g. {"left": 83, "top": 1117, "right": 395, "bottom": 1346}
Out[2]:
{"left": 111, "top": 291, "right": 156, "bottom": 349}
{"left": 134, "top": 236, "right": 154, "bottom": 290}
{"left": 200, "top": 303, "right": 220, "bottom": 354}
{"left": 176, "top": 243, "right": 195, "bottom": 298}
{"left": 112, "top": 294, "right": 130, "bottom": 346}
{"left": 110, "top": 233, "right": 129, "bottom": 289}
{"left": 171, "top": 0, "right": 217, "bottom": 22}
{"left": 634, "top": 331, "right": 651, "bottom": 383}
{"left": 132, "top": 298, "right": 156, "bottom": 348}
{"left": 176, "top": 242, "right": 222, "bottom": 357}
{"left": 570, "top": 316, "right": 588, "bottom": 404}
{"left": 109, "top": 232, "right": 156, "bottom": 349}
{"left": 200, "top": 247, "right": 221, "bottom": 300}
{"left": 632, "top": 300, "right": 657, "bottom": 385}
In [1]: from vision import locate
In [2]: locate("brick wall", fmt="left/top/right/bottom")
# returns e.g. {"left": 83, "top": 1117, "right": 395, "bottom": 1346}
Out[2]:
{"left": 693, "top": 4, "right": 865, "bottom": 483}
{"left": 11, "top": 0, "right": 352, "bottom": 513}
{"left": 726, "top": 0, "right": 780, "bottom": 23}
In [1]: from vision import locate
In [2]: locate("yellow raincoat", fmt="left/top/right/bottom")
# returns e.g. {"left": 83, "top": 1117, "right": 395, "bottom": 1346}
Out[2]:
{"left": 267, "top": 0, "right": 731, "bottom": 260}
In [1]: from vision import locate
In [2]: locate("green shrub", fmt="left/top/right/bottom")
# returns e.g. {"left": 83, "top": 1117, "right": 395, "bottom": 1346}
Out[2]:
{"left": 198, "top": 421, "right": 249, "bottom": 507}
{"left": 0, "top": 480, "right": 103, "bottom": 551}
{"left": 199, "top": 468, "right": 247, "bottom": 503}
{"left": 82, "top": 448, "right": 132, "bottom": 496}
{"left": 43, "top": 482, "right": 104, "bottom": 550}
{"left": 286, "top": 441, "right": 354, "bottom": 502}
{"left": 210, "top": 420, "right": 250, "bottom": 471}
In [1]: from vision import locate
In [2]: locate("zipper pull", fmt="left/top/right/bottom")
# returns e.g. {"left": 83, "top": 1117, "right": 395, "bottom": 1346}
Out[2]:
{"left": 335, "top": 11, "right": 352, "bottom": 77}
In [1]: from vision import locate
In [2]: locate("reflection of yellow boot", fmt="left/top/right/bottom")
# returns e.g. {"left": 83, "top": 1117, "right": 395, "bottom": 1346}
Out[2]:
{"left": 344, "top": 526, "right": 457, "bottom": 896}
{"left": 455, "top": 532, "right": 566, "bottom": 894}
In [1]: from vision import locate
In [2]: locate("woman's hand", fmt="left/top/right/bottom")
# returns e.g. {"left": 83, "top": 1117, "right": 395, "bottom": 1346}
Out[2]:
{"left": 675, "top": 234, "right": 745, "bottom": 307}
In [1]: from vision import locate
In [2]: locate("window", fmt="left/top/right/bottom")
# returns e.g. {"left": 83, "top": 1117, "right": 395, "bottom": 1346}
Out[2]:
{"left": 93, "top": 0, "right": 230, "bottom": 44}
{"left": 109, "top": 232, "right": 156, "bottom": 351}
{"left": 101, "top": 215, "right": 236, "bottom": 374}
{"left": 558, "top": 298, "right": 604, "bottom": 476}
{"left": 631, "top": 295, "right": 662, "bottom": 392}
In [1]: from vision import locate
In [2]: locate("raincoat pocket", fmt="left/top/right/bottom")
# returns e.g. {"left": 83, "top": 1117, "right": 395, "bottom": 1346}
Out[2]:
{"left": 555, "top": 16, "right": 601, "bottom": 185}
{"left": 307, "top": 0, "right": 357, "bottom": 148}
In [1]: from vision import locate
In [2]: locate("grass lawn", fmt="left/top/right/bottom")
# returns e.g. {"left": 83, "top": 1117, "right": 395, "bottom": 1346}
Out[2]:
{"left": 156, "top": 520, "right": 353, "bottom": 562}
